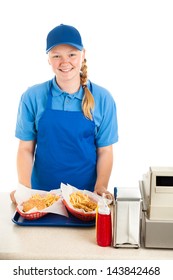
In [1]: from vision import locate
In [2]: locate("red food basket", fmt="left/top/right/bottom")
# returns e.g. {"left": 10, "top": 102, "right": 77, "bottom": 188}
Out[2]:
{"left": 62, "top": 199, "right": 96, "bottom": 221}
{"left": 17, "top": 207, "right": 47, "bottom": 220}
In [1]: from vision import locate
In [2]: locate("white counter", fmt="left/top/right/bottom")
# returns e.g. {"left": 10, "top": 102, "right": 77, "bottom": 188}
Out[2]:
{"left": 0, "top": 192, "right": 173, "bottom": 260}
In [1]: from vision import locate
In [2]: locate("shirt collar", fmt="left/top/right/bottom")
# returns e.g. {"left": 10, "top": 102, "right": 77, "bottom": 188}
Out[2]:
{"left": 51, "top": 77, "right": 84, "bottom": 100}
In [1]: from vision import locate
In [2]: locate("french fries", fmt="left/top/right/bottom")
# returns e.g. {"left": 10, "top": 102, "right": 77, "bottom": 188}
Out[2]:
{"left": 22, "top": 193, "right": 60, "bottom": 212}
{"left": 69, "top": 191, "right": 97, "bottom": 212}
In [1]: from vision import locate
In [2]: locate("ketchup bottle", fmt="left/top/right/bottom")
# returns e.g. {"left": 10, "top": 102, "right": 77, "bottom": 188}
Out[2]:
{"left": 96, "top": 198, "right": 112, "bottom": 247}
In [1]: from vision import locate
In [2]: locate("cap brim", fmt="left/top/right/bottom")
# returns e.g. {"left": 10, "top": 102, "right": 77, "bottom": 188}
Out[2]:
{"left": 46, "top": 42, "right": 83, "bottom": 53}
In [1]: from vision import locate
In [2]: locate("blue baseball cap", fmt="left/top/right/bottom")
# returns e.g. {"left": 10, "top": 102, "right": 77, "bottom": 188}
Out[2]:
{"left": 46, "top": 24, "right": 84, "bottom": 53}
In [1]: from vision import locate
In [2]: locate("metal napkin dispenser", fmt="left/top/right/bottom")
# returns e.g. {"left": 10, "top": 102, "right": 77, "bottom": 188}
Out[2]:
{"left": 142, "top": 166, "right": 173, "bottom": 220}
{"left": 113, "top": 187, "right": 141, "bottom": 248}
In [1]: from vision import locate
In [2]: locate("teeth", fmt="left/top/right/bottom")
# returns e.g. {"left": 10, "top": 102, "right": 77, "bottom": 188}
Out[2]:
{"left": 61, "top": 69, "right": 71, "bottom": 72}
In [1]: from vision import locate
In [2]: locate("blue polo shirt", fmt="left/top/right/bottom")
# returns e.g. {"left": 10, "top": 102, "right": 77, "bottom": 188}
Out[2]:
{"left": 15, "top": 77, "right": 118, "bottom": 147}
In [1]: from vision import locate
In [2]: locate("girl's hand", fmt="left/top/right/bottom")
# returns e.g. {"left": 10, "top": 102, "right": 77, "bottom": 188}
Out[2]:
{"left": 10, "top": 190, "right": 17, "bottom": 205}
{"left": 94, "top": 186, "right": 113, "bottom": 201}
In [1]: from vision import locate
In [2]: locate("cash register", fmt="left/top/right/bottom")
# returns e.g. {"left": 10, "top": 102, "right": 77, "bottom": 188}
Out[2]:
{"left": 140, "top": 166, "right": 173, "bottom": 248}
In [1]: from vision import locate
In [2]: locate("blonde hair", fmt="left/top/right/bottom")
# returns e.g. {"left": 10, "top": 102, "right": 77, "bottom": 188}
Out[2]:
{"left": 80, "top": 59, "right": 95, "bottom": 120}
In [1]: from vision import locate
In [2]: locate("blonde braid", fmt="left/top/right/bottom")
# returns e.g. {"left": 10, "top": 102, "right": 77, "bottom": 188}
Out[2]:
{"left": 80, "top": 59, "right": 95, "bottom": 120}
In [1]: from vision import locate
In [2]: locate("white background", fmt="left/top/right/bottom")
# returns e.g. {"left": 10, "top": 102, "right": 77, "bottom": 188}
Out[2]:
{"left": 0, "top": 0, "right": 173, "bottom": 193}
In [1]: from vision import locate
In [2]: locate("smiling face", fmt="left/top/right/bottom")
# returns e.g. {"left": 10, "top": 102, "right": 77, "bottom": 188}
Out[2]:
{"left": 48, "top": 44, "right": 85, "bottom": 89}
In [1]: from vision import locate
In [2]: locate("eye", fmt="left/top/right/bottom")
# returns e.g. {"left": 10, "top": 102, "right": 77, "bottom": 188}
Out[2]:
{"left": 53, "top": 55, "right": 60, "bottom": 59}
{"left": 69, "top": 53, "right": 76, "bottom": 57}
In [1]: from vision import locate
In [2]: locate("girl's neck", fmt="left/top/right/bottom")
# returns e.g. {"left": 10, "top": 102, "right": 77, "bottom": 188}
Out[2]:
{"left": 56, "top": 78, "right": 81, "bottom": 94}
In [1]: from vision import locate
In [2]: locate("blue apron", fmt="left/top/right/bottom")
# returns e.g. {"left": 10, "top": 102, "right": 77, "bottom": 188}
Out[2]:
{"left": 31, "top": 82, "right": 97, "bottom": 191}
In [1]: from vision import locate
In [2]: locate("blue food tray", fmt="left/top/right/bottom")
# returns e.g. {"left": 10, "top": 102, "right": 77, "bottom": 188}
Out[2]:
{"left": 12, "top": 211, "right": 95, "bottom": 227}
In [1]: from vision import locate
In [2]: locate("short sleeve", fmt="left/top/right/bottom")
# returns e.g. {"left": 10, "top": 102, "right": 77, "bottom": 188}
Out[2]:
{"left": 93, "top": 87, "right": 118, "bottom": 147}
{"left": 15, "top": 94, "right": 37, "bottom": 141}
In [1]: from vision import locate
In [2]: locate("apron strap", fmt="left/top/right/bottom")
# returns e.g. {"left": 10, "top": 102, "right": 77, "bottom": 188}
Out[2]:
{"left": 46, "top": 80, "right": 53, "bottom": 109}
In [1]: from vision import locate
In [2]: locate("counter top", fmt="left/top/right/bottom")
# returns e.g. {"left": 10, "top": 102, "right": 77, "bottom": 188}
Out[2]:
{"left": 0, "top": 192, "right": 173, "bottom": 260}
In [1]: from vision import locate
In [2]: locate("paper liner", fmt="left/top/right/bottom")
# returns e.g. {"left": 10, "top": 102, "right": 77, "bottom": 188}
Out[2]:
{"left": 15, "top": 184, "right": 68, "bottom": 220}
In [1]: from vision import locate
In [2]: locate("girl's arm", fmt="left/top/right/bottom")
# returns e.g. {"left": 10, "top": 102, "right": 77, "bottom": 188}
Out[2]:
{"left": 94, "top": 145, "right": 113, "bottom": 198}
{"left": 10, "top": 140, "right": 36, "bottom": 204}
